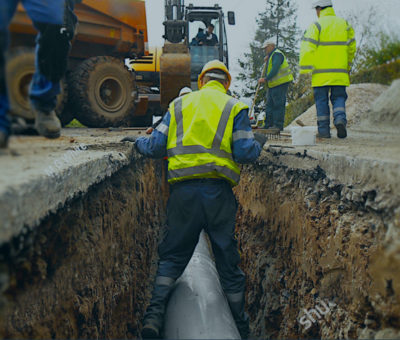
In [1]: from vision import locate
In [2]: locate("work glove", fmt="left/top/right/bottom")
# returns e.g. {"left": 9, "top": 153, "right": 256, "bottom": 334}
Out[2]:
{"left": 254, "top": 132, "right": 268, "bottom": 147}
{"left": 120, "top": 136, "right": 137, "bottom": 143}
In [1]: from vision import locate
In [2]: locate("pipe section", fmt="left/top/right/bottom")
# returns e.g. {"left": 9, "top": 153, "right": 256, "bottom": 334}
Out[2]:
{"left": 164, "top": 231, "right": 241, "bottom": 339}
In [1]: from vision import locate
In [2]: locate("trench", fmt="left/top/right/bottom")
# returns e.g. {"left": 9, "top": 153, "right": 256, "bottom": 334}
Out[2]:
{"left": 0, "top": 150, "right": 398, "bottom": 339}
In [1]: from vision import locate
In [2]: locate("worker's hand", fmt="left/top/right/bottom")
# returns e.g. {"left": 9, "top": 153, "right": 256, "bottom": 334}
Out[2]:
{"left": 120, "top": 136, "right": 137, "bottom": 143}
{"left": 254, "top": 132, "right": 268, "bottom": 147}
{"left": 146, "top": 127, "right": 154, "bottom": 135}
{"left": 258, "top": 78, "right": 266, "bottom": 84}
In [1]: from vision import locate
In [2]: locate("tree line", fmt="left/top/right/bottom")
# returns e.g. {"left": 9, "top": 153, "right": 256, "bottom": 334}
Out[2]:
{"left": 234, "top": 0, "right": 400, "bottom": 117}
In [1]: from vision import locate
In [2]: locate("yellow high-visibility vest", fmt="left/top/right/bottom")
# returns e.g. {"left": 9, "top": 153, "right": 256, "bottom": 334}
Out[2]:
{"left": 299, "top": 7, "right": 356, "bottom": 87}
{"left": 267, "top": 49, "right": 293, "bottom": 88}
{"left": 166, "top": 81, "right": 248, "bottom": 186}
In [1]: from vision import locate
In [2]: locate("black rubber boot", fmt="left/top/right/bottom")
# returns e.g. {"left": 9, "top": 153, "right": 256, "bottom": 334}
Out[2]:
{"left": 142, "top": 276, "right": 175, "bottom": 339}
{"left": 227, "top": 292, "right": 250, "bottom": 339}
{"left": 335, "top": 121, "right": 347, "bottom": 139}
{"left": 0, "top": 131, "right": 8, "bottom": 149}
{"left": 316, "top": 132, "right": 331, "bottom": 139}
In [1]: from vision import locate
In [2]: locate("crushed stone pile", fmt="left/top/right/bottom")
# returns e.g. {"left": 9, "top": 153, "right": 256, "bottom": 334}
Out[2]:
{"left": 361, "top": 79, "right": 400, "bottom": 134}
{"left": 286, "top": 83, "right": 388, "bottom": 130}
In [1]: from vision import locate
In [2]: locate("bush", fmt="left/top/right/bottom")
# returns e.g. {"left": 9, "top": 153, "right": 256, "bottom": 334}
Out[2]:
{"left": 284, "top": 92, "right": 314, "bottom": 127}
{"left": 65, "top": 119, "right": 86, "bottom": 128}
{"left": 360, "top": 34, "right": 400, "bottom": 69}
{"left": 351, "top": 60, "right": 400, "bottom": 85}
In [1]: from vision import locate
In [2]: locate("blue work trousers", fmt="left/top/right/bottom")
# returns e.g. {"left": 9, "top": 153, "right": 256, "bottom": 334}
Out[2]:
{"left": 313, "top": 86, "right": 348, "bottom": 136}
{"left": 0, "top": 0, "right": 71, "bottom": 134}
{"left": 157, "top": 179, "right": 246, "bottom": 294}
{"left": 264, "top": 82, "right": 289, "bottom": 130}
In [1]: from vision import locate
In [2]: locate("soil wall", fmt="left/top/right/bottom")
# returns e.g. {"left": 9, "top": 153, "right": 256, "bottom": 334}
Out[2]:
{"left": 0, "top": 158, "right": 168, "bottom": 339}
{"left": 235, "top": 153, "right": 400, "bottom": 339}
{"left": 1, "top": 146, "right": 399, "bottom": 339}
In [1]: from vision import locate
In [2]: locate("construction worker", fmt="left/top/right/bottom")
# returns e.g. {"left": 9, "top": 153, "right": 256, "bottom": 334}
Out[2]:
{"left": 299, "top": 0, "right": 356, "bottom": 139}
{"left": 258, "top": 39, "right": 293, "bottom": 131}
{"left": 123, "top": 60, "right": 267, "bottom": 339}
{"left": 0, "top": 0, "right": 76, "bottom": 148}
{"left": 203, "top": 24, "right": 219, "bottom": 46}
{"left": 190, "top": 27, "right": 206, "bottom": 46}
{"left": 146, "top": 87, "right": 192, "bottom": 135}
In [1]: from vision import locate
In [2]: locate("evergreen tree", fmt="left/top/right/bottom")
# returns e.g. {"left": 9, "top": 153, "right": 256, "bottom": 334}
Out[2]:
{"left": 234, "top": 0, "right": 300, "bottom": 107}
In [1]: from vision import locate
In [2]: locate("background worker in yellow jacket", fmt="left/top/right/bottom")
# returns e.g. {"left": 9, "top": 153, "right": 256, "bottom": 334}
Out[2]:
{"left": 124, "top": 60, "right": 267, "bottom": 339}
{"left": 258, "top": 39, "right": 293, "bottom": 131}
{"left": 300, "top": 0, "right": 356, "bottom": 139}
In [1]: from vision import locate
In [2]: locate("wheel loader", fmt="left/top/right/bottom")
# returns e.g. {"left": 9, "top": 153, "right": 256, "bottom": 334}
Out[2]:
{"left": 129, "top": 0, "right": 236, "bottom": 116}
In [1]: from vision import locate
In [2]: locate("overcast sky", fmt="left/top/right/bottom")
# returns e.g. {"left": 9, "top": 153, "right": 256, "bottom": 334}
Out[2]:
{"left": 145, "top": 0, "right": 400, "bottom": 89}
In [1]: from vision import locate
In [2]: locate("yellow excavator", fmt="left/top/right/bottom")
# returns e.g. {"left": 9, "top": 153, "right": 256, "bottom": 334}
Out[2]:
{"left": 7, "top": 0, "right": 235, "bottom": 127}
{"left": 129, "top": 0, "right": 236, "bottom": 117}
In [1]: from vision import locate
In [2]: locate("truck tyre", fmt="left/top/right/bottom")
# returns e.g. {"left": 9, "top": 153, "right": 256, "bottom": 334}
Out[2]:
{"left": 6, "top": 47, "right": 68, "bottom": 122}
{"left": 70, "top": 56, "right": 136, "bottom": 127}
{"left": 58, "top": 71, "right": 75, "bottom": 126}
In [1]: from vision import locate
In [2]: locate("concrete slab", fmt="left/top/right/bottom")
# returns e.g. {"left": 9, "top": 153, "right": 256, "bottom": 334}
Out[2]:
{"left": 260, "top": 127, "right": 400, "bottom": 213}
{"left": 0, "top": 128, "right": 144, "bottom": 245}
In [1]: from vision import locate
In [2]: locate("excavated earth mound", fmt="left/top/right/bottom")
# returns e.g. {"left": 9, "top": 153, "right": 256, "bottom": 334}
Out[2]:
{"left": 360, "top": 79, "right": 400, "bottom": 134}
{"left": 287, "top": 83, "right": 388, "bottom": 130}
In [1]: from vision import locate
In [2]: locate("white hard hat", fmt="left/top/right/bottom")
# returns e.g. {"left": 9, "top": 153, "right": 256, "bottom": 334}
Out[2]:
{"left": 262, "top": 38, "right": 276, "bottom": 48}
{"left": 311, "top": 0, "right": 332, "bottom": 8}
{"left": 179, "top": 87, "right": 192, "bottom": 96}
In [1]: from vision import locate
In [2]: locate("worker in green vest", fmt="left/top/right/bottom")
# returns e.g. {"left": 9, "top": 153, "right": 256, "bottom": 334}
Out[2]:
{"left": 124, "top": 60, "right": 267, "bottom": 339}
{"left": 258, "top": 39, "right": 293, "bottom": 131}
{"left": 299, "top": 0, "right": 356, "bottom": 139}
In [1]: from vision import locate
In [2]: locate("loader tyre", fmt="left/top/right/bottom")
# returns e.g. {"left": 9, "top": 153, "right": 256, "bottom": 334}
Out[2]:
{"left": 70, "top": 56, "right": 136, "bottom": 127}
{"left": 6, "top": 48, "right": 68, "bottom": 121}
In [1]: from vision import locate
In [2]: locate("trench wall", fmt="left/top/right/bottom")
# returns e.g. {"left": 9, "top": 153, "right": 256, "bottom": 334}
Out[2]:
{"left": 0, "top": 157, "right": 167, "bottom": 339}
{"left": 1, "top": 145, "right": 399, "bottom": 339}
{"left": 235, "top": 150, "right": 400, "bottom": 339}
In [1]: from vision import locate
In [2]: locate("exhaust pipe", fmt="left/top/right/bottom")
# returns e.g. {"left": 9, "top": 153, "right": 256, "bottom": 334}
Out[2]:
{"left": 164, "top": 231, "right": 241, "bottom": 339}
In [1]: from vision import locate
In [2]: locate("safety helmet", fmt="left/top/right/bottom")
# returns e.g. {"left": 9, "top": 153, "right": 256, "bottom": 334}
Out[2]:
{"left": 262, "top": 38, "right": 276, "bottom": 48}
{"left": 198, "top": 60, "right": 232, "bottom": 89}
{"left": 311, "top": 0, "right": 332, "bottom": 8}
{"left": 179, "top": 87, "right": 192, "bottom": 96}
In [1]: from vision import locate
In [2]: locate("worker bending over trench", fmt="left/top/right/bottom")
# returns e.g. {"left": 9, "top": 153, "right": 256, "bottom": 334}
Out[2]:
{"left": 122, "top": 60, "right": 267, "bottom": 339}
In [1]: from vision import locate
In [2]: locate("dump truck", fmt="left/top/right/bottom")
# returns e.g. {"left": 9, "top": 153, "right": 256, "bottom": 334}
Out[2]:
{"left": 7, "top": 0, "right": 151, "bottom": 127}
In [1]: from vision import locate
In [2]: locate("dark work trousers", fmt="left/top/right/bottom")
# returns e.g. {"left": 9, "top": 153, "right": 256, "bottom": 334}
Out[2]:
{"left": 156, "top": 179, "right": 246, "bottom": 294}
{"left": 313, "top": 86, "right": 348, "bottom": 136}
{"left": 264, "top": 82, "right": 289, "bottom": 130}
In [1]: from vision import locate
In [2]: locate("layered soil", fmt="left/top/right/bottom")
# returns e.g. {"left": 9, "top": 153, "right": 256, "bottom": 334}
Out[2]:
{"left": 235, "top": 154, "right": 400, "bottom": 339}
{"left": 0, "top": 159, "right": 168, "bottom": 339}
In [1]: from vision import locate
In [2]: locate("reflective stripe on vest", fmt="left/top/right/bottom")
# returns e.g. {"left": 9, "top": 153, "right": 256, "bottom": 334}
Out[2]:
{"left": 167, "top": 93, "right": 241, "bottom": 186}
{"left": 167, "top": 97, "right": 236, "bottom": 160}
{"left": 267, "top": 49, "right": 293, "bottom": 88}
{"left": 169, "top": 163, "right": 240, "bottom": 184}
{"left": 302, "top": 37, "right": 355, "bottom": 46}
{"left": 306, "top": 8, "right": 353, "bottom": 86}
